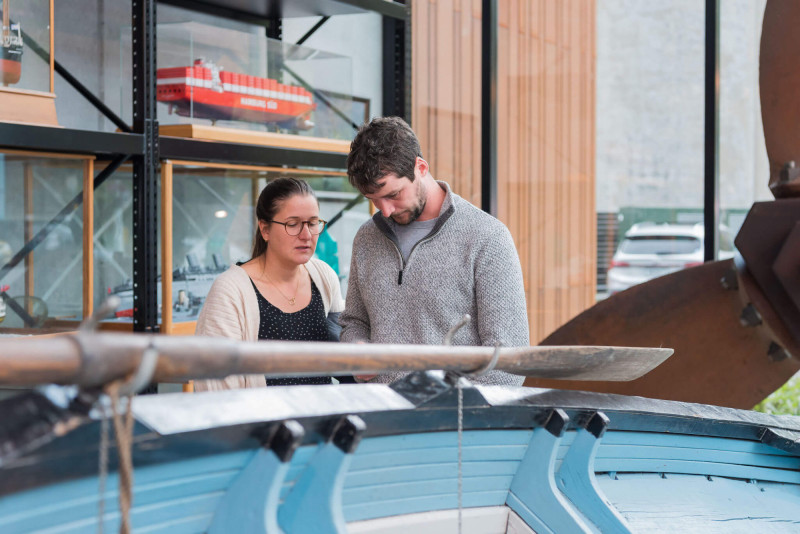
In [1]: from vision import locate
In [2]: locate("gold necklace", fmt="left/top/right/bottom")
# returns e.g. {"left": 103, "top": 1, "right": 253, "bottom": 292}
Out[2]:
{"left": 263, "top": 268, "right": 302, "bottom": 305}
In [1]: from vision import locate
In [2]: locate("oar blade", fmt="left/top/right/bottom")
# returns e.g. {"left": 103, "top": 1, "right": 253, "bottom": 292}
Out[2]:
{"left": 505, "top": 345, "right": 673, "bottom": 381}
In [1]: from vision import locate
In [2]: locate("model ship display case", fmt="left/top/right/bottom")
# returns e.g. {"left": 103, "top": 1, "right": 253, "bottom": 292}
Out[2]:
{"left": 0, "top": 0, "right": 409, "bottom": 336}
{"left": 119, "top": 21, "right": 362, "bottom": 144}
{"left": 157, "top": 161, "right": 368, "bottom": 334}
{"left": 0, "top": 0, "right": 57, "bottom": 126}
{"left": 0, "top": 151, "right": 94, "bottom": 334}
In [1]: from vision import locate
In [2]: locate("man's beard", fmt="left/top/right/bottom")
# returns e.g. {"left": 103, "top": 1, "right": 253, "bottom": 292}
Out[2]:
{"left": 390, "top": 180, "right": 427, "bottom": 225}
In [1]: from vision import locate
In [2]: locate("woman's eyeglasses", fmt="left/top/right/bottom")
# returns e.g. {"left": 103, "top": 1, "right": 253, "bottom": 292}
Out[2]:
{"left": 269, "top": 219, "right": 327, "bottom": 236}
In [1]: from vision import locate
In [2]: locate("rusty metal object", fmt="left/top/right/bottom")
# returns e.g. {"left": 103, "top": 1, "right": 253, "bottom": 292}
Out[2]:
{"left": 735, "top": 199, "right": 800, "bottom": 349}
{"left": 772, "top": 222, "right": 800, "bottom": 313}
{"left": 760, "top": 1, "right": 800, "bottom": 197}
{"left": 525, "top": 260, "right": 800, "bottom": 409}
{"left": 771, "top": 162, "right": 800, "bottom": 198}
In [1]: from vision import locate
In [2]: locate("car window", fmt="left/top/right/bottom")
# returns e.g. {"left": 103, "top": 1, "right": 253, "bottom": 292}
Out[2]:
{"left": 719, "top": 230, "right": 734, "bottom": 252}
{"left": 619, "top": 236, "right": 701, "bottom": 255}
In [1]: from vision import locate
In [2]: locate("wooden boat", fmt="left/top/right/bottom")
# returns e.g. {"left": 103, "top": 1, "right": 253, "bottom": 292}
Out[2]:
{"left": 0, "top": 334, "right": 798, "bottom": 533}
{"left": 157, "top": 59, "right": 315, "bottom": 129}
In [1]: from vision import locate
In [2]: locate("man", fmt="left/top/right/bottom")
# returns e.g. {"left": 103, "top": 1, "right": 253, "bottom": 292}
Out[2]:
{"left": 340, "top": 116, "right": 529, "bottom": 386}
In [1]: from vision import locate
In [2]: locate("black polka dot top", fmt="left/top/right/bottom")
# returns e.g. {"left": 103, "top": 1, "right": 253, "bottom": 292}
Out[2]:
{"left": 250, "top": 276, "right": 332, "bottom": 386}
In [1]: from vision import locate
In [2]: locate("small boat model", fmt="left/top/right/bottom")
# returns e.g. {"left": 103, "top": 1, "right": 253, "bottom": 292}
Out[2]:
{"left": 0, "top": 332, "right": 797, "bottom": 532}
{"left": 1, "top": 1, "right": 23, "bottom": 85}
{"left": 157, "top": 59, "right": 315, "bottom": 130}
{"left": 109, "top": 254, "right": 227, "bottom": 320}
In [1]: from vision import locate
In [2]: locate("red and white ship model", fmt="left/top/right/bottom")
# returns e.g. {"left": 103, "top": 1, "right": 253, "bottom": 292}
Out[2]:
{"left": 157, "top": 58, "right": 315, "bottom": 129}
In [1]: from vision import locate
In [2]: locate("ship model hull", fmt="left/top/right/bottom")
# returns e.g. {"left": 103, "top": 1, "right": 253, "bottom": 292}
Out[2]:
{"left": 157, "top": 64, "right": 314, "bottom": 126}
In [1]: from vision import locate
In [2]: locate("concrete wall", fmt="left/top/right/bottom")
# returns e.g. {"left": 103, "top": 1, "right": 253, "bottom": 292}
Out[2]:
{"left": 596, "top": 0, "right": 770, "bottom": 213}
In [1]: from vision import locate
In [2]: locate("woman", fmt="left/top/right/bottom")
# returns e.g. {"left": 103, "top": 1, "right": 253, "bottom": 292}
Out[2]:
{"left": 194, "top": 177, "right": 344, "bottom": 391}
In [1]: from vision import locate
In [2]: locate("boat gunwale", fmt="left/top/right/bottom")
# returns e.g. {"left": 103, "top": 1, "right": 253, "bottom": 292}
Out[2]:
{"left": 1, "top": 384, "right": 800, "bottom": 498}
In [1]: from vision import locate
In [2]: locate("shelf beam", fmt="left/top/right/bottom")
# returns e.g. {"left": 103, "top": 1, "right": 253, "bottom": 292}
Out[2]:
{"left": 159, "top": 137, "right": 348, "bottom": 169}
{"left": 334, "top": 0, "right": 405, "bottom": 19}
{"left": 157, "top": 0, "right": 406, "bottom": 23}
{"left": 0, "top": 124, "right": 143, "bottom": 156}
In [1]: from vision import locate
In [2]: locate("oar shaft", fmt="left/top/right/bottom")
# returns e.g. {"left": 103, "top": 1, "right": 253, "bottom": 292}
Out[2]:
{"left": 0, "top": 333, "right": 672, "bottom": 387}
{"left": 0, "top": 334, "right": 494, "bottom": 387}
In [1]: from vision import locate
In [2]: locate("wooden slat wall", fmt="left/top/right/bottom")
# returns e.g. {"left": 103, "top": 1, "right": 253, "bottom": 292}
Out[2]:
{"left": 412, "top": 0, "right": 596, "bottom": 343}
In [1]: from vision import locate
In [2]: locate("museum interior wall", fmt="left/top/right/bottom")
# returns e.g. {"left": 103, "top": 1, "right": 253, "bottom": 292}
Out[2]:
{"left": 411, "top": 0, "right": 597, "bottom": 344}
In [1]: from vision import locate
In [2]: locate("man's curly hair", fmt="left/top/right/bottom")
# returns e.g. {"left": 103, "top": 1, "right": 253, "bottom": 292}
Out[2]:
{"left": 347, "top": 116, "right": 422, "bottom": 194}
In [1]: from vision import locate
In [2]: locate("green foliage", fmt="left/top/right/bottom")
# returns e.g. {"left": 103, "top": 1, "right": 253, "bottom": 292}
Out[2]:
{"left": 753, "top": 373, "right": 800, "bottom": 416}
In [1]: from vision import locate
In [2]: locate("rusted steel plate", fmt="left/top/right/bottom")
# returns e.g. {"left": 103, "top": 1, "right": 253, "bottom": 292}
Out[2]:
{"left": 760, "top": 0, "right": 800, "bottom": 194}
{"left": 525, "top": 260, "right": 800, "bottom": 409}
{"left": 735, "top": 199, "right": 800, "bottom": 346}
{"left": 771, "top": 222, "right": 800, "bottom": 317}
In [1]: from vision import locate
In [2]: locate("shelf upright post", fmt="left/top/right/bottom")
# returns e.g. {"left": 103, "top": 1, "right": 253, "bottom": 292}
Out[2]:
{"left": 704, "top": 0, "right": 720, "bottom": 262}
{"left": 382, "top": 1, "right": 409, "bottom": 121}
{"left": 481, "top": 0, "right": 498, "bottom": 216}
{"left": 131, "top": 0, "right": 160, "bottom": 333}
{"left": 267, "top": 12, "right": 283, "bottom": 84}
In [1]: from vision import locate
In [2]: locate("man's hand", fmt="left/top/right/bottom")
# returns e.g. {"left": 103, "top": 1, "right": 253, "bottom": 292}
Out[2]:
{"left": 354, "top": 340, "right": 376, "bottom": 381}
{"left": 355, "top": 374, "right": 377, "bottom": 382}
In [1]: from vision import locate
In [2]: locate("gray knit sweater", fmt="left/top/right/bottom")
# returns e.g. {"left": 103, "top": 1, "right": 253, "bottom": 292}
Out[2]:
{"left": 340, "top": 181, "right": 529, "bottom": 386}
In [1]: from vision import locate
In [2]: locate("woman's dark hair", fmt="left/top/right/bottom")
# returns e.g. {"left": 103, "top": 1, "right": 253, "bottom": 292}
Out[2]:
{"left": 251, "top": 177, "right": 316, "bottom": 259}
{"left": 347, "top": 116, "right": 422, "bottom": 194}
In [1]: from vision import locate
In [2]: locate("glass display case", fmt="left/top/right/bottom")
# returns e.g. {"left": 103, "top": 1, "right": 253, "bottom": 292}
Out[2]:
{"left": 160, "top": 162, "right": 369, "bottom": 334}
{"left": 94, "top": 161, "right": 369, "bottom": 334}
{"left": 117, "top": 21, "right": 358, "bottom": 143}
{"left": 0, "top": 151, "right": 94, "bottom": 333}
{"left": 0, "top": 0, "right": 57, "bottom": 126}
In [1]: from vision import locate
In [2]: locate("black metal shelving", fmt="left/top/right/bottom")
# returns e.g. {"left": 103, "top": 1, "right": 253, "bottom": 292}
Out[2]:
{"left": 0, "top": 0, "right": 409, "bottom": 332}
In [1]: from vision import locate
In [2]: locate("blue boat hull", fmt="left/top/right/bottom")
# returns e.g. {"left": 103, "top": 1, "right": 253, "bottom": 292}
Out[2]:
{"left": 1, "top": 379, "right": 799, "bottom": 533}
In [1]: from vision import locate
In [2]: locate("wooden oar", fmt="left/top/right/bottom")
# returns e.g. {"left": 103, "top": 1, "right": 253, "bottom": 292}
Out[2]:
{"left": 0, "top": 333, "right": 672, "bottom": 388}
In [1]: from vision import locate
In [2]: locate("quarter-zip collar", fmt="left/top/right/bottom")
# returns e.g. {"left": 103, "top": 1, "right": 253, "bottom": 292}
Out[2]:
{"left": 370, "top": 181, "right": 457, "bottom": 285}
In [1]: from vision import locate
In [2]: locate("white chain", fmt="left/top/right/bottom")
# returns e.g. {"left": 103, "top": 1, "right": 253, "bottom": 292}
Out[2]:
{"left": 457, "top": 377, "right": 464, "bottom": 534}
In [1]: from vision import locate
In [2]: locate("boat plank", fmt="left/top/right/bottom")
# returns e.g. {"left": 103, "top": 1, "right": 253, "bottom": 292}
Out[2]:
{"left": 593, "top": 444, "right": 800, "bottom": 471}
{"left": 593, "top": 458, "right": 800, "bottom": 485}
{"left": 2, "top": 492, "right": 221, "bottom": 534}
{"left": 0, "top": 453, "right": 250, "bottom": 521}
{"left": 343, "top": 490, "right": 510, "bottom": 523}
{"left": 343, "top": 476, "right": 513, "bottom": 504}
{"left": 345, "top": 461, "right": 520, "bottom": 487}
{"left": 348, "top": 506, "right": 511, "bottom": 534}
{"left": 354, "top": 430, "right": 532, "bottom": 453}
{"left": 350, "top": 446, "right": 529, "bottom": 470}
{"left": 599, "top": 473, "right": 800, "bottom": 533}
{"left": 599, "top": 431, "right": 797, "bottom": 455}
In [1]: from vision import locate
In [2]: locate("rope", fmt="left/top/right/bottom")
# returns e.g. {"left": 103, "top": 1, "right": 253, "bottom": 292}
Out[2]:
{"left": 106, "top": 381, "right": 135, "bottom": 534}
{"left": 97, "top": 398, "right": 110, "bottom": 534}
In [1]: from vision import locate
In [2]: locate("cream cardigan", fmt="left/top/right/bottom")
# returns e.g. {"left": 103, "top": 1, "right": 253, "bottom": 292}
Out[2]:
{"left": 193, "top": 258, "right": 344, "bottom": 391}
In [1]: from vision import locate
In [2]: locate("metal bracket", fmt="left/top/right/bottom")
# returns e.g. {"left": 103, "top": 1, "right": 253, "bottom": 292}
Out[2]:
{"left": 391, "top": 370, "right": 489, "bottom": 408}
{"left": 779, "top": 161, "right": 800, "bottom": 185}
{"left": 760, "top": 427, "right": 800, "bottom": 455}
{"left": 278, "top": 415, "right": 366, "bottom": 534}
{"left": 208, "top": 420, "right": 304, "bottom": 534}
{"left": 507, "top": 409, "right": 596, "bottom": 534}
{"left": 557, "top": 412, "right": 632, "bottom": 534}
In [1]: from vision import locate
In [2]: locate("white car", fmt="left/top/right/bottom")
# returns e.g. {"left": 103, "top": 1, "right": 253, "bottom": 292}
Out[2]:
{"left": 607, "top": 222, "right": 735, "bottom": 294}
